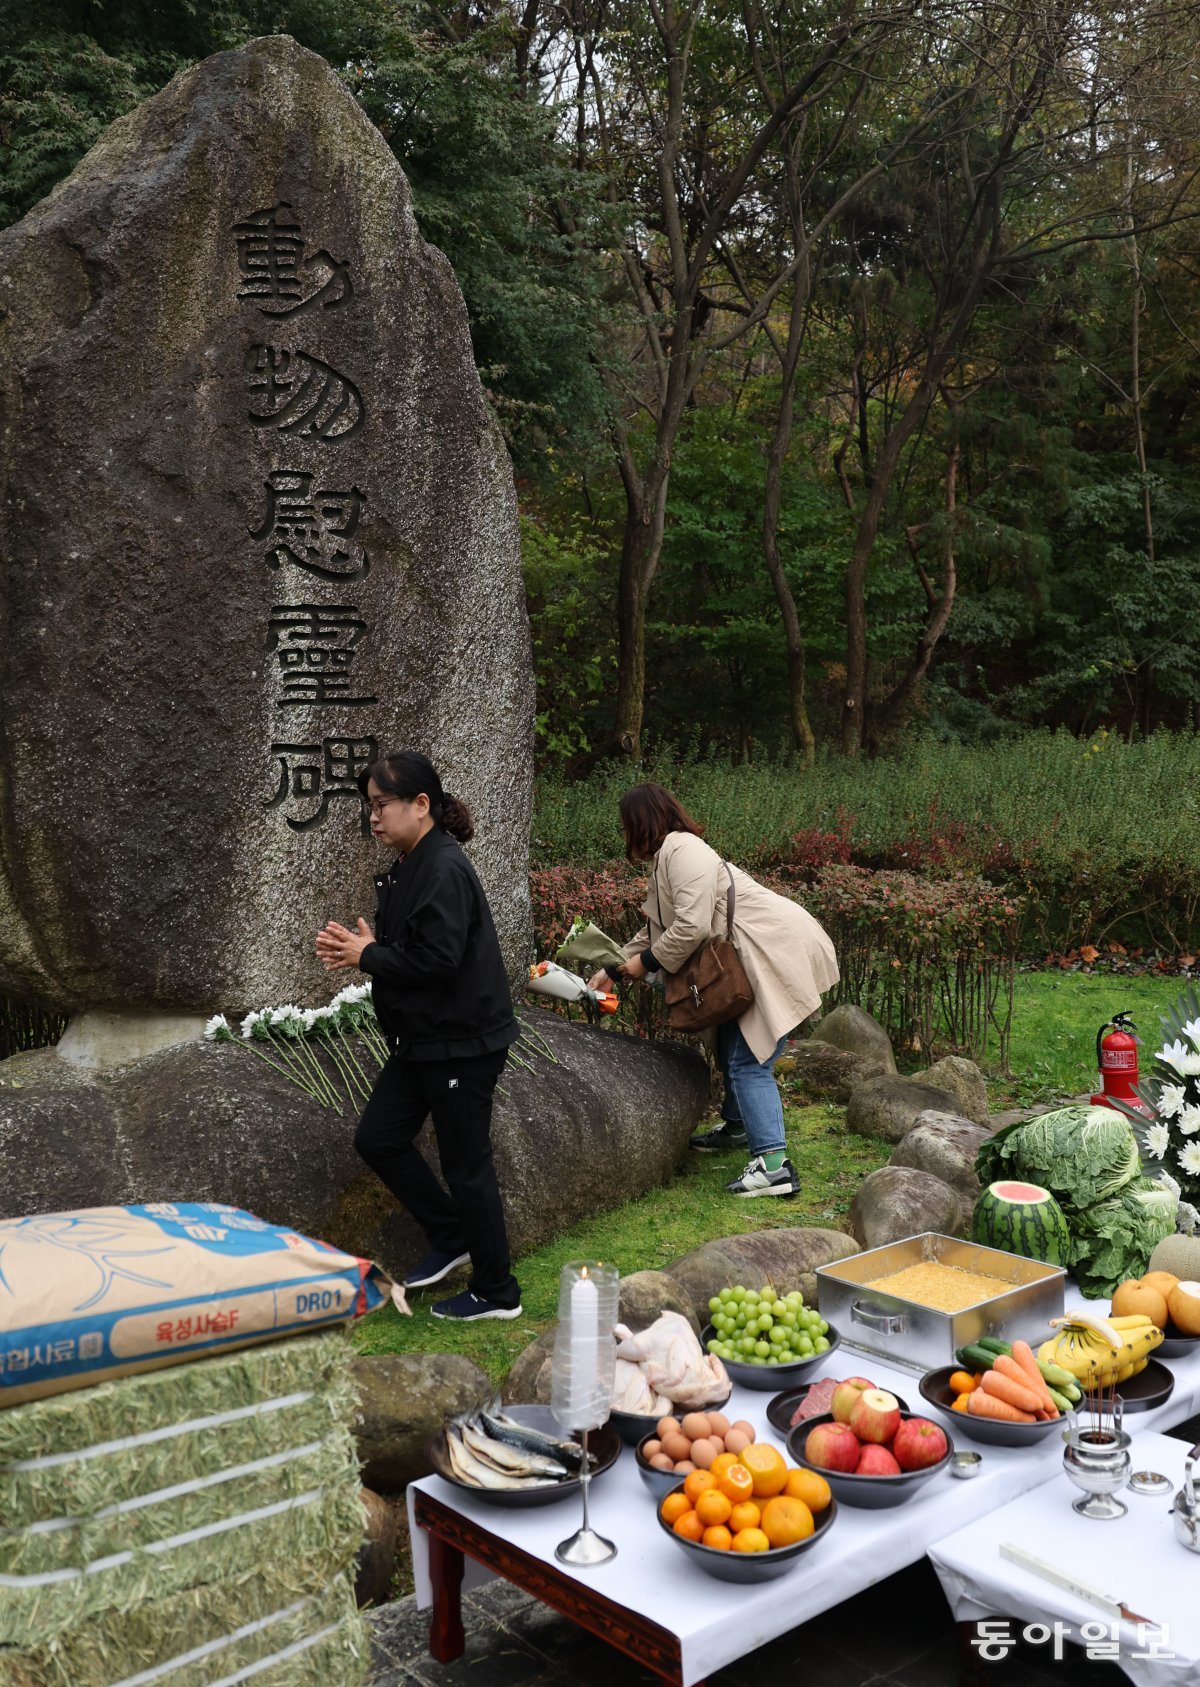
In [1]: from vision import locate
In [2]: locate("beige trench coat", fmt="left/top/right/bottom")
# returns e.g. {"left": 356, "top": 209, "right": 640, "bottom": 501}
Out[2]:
{"left": 623, "top": 831, "right": 840, "bottom": 1063}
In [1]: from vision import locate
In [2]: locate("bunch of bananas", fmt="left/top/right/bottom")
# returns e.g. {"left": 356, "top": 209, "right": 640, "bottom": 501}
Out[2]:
{"left": 1037, "top": 1310, "right": 1163, "bottom": 1387}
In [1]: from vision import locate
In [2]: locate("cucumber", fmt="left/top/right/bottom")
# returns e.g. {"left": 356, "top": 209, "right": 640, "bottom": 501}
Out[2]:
{"left": 1037, "top": 1360, "right": 1080, "bottom": 1397}
{"left": 977, "top": 1336, "right": 1012, "bottom": 1357}
{"left": 1046, "top": 1387, "right": 1073, "bottom": 1413}
{"left": 955, "top": 1344, "right": 998, "bottom": 1371}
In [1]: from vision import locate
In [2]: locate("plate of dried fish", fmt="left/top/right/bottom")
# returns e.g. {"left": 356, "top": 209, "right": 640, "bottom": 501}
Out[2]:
{"left": 427, "top": 1404, "right": 622, "bottom": 1507}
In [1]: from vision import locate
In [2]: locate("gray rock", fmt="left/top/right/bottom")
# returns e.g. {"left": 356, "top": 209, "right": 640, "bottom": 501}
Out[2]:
{"left": 665, "top": 1229, "right": 861, "bottom": 1322}
{"left": 501, "top": 1328, "right": 556, "bottom": 1406}
{"left": 0, "top": 34, "right": 534, "bottom": 1012}
{"left": 350, "top": 1353, "right": 491, "bottom": 1493}
{"left": 889, "top": 1111, "right": 995, "bottom": 1209}
{"left": 355, "top": 1488, "right": 400, "bottom": 1607}
{"left": 618, "top": 1270, "right": 699, "bottom": 1336}
{"left": 782, "top": 1040, "right": 888, "bottom": 1103}
{"left": 846, "top": 1075, "right": 959, "bottom": 1144}
{"left": 0, "top": 1013, "right": 710, "bottom": 1275}
{"left": 849, "top": 1167, "right": 962, "bottom": 1249}
{"left": 811, "top": 1005, "right": 897, "bottom": 1073}
{"left": 921, "top": 1057, "right": 989, "bottom": 1126}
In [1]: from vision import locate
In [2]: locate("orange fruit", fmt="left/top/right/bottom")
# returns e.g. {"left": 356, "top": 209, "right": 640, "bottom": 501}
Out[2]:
{"left": 760, "top": 1495, "right": 814, "bottom": 1548}
{"left": 694, "top": 1488, "right": 732, "bottom": 1528}
{"left": 738, "top": 1443, "right": 788, "bottom": 1498}
{"left": 702, "top": 1524, "right": 733, "bottom": 1551}
{"left": 673, "top": 1510, "right": 705, "bottom": 1542}
{"left": 728, "top": 1500, "right": 762, "bottom": 1534}
{"left": 716, "top": 1463, "right": 754, "bottom": 1505}
{"left": 783, "top": 1468, "right": 831, "bottom": 1512}
{"left": 683, "top": 1469, "right": 717, "bottom": 1506}
{"left": 731, "top": 1527, "right": 771, "bottom": 1554}
{"left": 710, "top": 1452, "right": 739, "bottom": 1479}
{"left": 660, "top": 1492, "right": 691, "bottom": 1526}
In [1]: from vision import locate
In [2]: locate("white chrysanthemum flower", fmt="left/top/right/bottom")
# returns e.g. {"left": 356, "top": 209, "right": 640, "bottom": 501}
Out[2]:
{"left": 241, "top": 1010, "right": 260, "bottom": 1040}
{"left": 204, "top": 1014, "right": 230, "bottom": 1040}
{"left": 1179, "top": 1140, "right": 1200, "bottom": 1177}
{"left": 1146, "top": 1123, "right": 1170, "bottom": 1159}
{"left": 1180, "top": 1105, "right": 1200, "bottom": 1137}
{"left": 1159, "top": 1040, "right": 1194, "bottom": 1073}
{"left": 1159, "top": 1082, "right": 1187, "bottom": 1118}
{"left": 1181, "top": 1054, "right": 1200, "bottom": 1077}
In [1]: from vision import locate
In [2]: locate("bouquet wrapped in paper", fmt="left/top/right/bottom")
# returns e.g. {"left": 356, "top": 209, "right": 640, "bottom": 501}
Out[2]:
{"left": 527, "top": 960, "right": 618, "bottom": 1014}
{"left": 555, "top": 916, "right": 627, "bottom": 972}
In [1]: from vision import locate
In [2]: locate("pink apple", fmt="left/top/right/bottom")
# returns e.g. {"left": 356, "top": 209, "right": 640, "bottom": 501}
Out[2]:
{"left": 805, "top": 1420, "right": 860, "bottom": 1473}
{"left": 830, "top": 1376, "right": 875, "bottom": 1425}
{"left": 856, "top": 1443, "right": 902, "bottom": 1476}
{"left": 849, "top": 1389, "right": 901, "bottom": 1445}
{"left": 892, "top": 1416, "right": 949, "bottom": 1471}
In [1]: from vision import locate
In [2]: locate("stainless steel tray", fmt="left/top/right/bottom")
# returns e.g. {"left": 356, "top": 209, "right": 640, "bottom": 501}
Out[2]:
{"left": 816, "top": 1232, "right": 1065, "bottom": 1374}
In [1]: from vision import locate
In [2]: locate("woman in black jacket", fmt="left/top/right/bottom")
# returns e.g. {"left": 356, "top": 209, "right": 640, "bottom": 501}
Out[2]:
{"left": 315, "top": 751, "right": 521, "bottom": 1320}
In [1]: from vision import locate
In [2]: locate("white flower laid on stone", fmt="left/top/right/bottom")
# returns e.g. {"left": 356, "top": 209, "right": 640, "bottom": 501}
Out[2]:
{"left": 203, "top": 1014, "right": 233, "bottom": 1042}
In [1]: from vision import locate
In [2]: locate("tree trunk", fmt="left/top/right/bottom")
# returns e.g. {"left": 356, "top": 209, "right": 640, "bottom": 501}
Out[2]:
{"left": 881, "top": 444, "right": 960, "bottom": 722}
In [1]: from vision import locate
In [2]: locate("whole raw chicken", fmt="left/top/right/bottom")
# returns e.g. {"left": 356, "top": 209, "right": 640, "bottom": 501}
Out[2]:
{"left": 610, "top": 1311, "right": 730, "bottom": 1411}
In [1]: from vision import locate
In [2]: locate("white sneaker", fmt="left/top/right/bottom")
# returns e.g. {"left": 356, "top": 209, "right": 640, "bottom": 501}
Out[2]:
{"left": 725, "top": 1156, "right": 799, "bottom": 1197}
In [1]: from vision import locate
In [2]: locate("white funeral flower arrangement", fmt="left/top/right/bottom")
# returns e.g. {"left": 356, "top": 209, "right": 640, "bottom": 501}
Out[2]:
{"left": 1119, "top": 989, "right": 1200, "bottom": 1233}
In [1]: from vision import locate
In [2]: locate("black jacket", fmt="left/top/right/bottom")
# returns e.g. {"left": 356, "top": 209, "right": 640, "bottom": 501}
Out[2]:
{"left": 359, "top": 826, "right": 517, "bottom": 1060}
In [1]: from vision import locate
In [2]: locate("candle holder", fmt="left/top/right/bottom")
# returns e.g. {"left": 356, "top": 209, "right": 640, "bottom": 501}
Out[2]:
{"left": 551, "top": 1260, "right": 619, "bottom": 1566}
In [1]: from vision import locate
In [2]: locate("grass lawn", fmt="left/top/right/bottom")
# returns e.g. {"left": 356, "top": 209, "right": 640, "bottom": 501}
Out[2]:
{"left": 351, "top": 970, "right": 1190, "bottom": 1381}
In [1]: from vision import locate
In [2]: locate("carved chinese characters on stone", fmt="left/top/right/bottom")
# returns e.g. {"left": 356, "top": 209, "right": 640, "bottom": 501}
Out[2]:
{"left": 266, "top": 603, "right": 377, "bottom": 710}
{"left": 250, "top": 472, "right": 369, "bottom": 578}
{"left": 267, "top": 736, "right": 378, "bottom": 832}
{"left": 233, "top": 203, "right": 353, "bottom": 318}
{"left": 245, "top": 346, "right": 364, "bottom": 440}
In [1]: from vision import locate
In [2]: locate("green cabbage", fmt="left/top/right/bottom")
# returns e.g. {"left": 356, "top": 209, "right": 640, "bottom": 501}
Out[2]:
{"left": 1069, "top": 1177, "right": 1178, "bottom": 1298}
{"left": 975, "top": 1105, "right": 1142, "bottom": 1208}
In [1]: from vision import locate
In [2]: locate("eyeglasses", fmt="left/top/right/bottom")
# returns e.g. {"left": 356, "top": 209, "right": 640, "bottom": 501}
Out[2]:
{"left": 364, "top": 795, "right": 403, "bottom": 817}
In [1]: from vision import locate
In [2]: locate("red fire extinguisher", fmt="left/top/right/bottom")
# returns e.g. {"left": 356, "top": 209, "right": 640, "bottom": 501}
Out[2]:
{"left": 1092, "top": 1012, "right": 1153, "bottom": 1116}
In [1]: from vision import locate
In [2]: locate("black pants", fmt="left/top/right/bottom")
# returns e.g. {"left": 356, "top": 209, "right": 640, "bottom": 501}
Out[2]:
{"left": 354, "top": 1048, "right": 519, "bottom": 1306}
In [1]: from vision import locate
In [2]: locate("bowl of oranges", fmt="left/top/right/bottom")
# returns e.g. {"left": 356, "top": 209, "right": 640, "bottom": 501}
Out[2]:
{"left": 655, "top": 1445, "right": 837, "bottom": 1582}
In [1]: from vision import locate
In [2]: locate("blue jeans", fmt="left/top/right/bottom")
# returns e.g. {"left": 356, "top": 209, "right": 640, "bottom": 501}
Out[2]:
{"left": 717, "top": 1020, "right": 788, "bottom": 1156}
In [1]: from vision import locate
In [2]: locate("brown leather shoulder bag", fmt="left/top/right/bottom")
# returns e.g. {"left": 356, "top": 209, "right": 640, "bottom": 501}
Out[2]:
{"left": 662, "top": 861, "right": 755, "bottom": 1032}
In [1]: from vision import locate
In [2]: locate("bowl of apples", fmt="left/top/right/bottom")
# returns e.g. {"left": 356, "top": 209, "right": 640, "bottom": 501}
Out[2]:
{"left": 786, "top": 1377, "right": 953, "bottom": 1509}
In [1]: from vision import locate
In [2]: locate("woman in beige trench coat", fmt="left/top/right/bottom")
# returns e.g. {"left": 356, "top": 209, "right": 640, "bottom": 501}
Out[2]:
{"left": 588, "top": 783, "right": 839, "bottom": 1198}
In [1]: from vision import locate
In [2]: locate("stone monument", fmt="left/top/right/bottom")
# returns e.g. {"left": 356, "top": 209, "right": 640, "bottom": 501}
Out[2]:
{"left": 0, "top": 34, "right": 533, "bottom": 1048}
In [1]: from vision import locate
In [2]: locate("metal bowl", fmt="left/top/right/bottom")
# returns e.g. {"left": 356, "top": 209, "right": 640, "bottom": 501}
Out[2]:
{"left": 699, "top": 1323, "right": 841, "bottom": 1392}
{"left": 1158, "top": 1324, "right": 1200, "bottom": 1359}
{"left": 426, "top": 1406, "right": 621, "bottom": 1508}
{"left": 609, "top": 1388, "right": 733, "bottom": 1447}
{"left": 918, "top": 1367, "right": 1064, "bottom": 1448}
{"left": 766, "top": 1383, "right": 909, "bottom": 1439}
{"left": 655, "top": 1481, "right": 838, "bottom": 1582}
{"left": 786, "top": 1412, "right": 953, "bottom": 1508}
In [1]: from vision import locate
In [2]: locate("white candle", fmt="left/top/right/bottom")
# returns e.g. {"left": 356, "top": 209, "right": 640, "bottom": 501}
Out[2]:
{"left": 569, "top": 1267, "right": 600, "bottom": 1420}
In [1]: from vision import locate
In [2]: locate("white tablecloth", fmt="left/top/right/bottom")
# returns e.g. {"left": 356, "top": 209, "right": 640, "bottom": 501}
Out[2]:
{"left": 929, "top": 1429, "right": 1200, "bottom": 1687}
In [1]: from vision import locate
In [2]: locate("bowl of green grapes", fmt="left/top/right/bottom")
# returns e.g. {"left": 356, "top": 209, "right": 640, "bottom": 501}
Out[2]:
{"left": 701, "top": 1284, "right": 840, "bottom": 1392}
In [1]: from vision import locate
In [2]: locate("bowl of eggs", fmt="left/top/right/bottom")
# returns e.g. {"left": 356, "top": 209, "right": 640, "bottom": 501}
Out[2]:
{"left": 635, "top": 1410, "right": 759, "bottom": 1501}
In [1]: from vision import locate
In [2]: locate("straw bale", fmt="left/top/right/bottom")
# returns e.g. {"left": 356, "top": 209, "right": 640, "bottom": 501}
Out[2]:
{"left": 0, "top": 1566, "right": 366, "bottom": 1687}
{"left": 0, "top": 1463, "right": 364, "bottom": 1648}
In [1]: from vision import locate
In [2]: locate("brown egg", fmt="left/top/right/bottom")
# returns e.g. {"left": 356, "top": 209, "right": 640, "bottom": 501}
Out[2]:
{"left": 731, "top": 1420, "right": 757, "bottom": 1443}
{"left": 661, "top": 1432, "right": 691, "bottom": 1463}
{"left": 706, "top": 1413, "right": 731, "bottom": 1438}
{"left": 689, "top": 1438, "right": 717, "bottom": 1469}
{"left": 656, "top": 1416, "right": 681, "bottom": 1440}
{"left": 680, "top": 1412, "right": 711, "bottom": 1441}
{"left": 708, "top": 1435, "right": 725, "bottom": 1454}
{"left": 723, "top": 1429, "right": 751, "bottom": 1455}
{"left": 673, "top": 1459, "right": 696, "bottom": 1474}
{"left": 641, "top": 1439, "right": 662, "bottom": 1460}
{"left": 649, "top": 1452, "right": 675, "bottom": 1471}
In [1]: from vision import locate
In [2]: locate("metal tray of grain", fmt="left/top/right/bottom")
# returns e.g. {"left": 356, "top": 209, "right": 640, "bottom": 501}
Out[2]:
{"left": 815, "top": 1233, "right": 1065, "bottom": 1374}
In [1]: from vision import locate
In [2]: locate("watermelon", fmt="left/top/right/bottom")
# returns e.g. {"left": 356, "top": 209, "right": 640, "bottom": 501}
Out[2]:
{"left": 971, "top": 1180, "right": 1072, "bottom": 1265}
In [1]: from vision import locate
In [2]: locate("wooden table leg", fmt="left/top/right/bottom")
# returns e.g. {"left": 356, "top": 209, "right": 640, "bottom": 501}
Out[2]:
{"left": 428, "top": 1531, "right": 466, "bottom": 1664}
{"left": 957, "top": 1620, "right": 992, "bottom": 1687}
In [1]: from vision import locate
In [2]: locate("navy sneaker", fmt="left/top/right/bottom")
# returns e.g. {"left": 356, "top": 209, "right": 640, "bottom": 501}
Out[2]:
{"left": 405, "top": 1248, "right": 471, "bottom": 1289}
{"left": 689, "top": 1121, "right": 749, "bottom": 1153}
{"left": 431, "top": 1290, "right": 523, "bottom": 1321}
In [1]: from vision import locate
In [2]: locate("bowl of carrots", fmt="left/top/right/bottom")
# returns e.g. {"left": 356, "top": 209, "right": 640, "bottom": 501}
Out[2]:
{"left": 919, "top": 1340, "right": 1066, "bottom": 1447}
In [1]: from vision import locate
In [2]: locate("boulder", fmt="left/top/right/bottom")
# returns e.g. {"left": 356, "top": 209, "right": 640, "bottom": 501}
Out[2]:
{"left": 889, "top": 1111, "right": 994, "bottom": 1212}
{"left": 920, "top": 1057, "right": 990, "bottom": 1126}
{"left": 0, "top": 33, "right": 534, "bottom": 1012}
{"left": 783, "top": 1040, "right": 888, "bottom": 1104}
{"left": 665, "top": 1229, "right": 861, "bottom": 1321}
{"left": 501, "top": 1328, "right": 556, "bottom": 1406}
{"left": 618, "top": 1269, "right": 699, "bottom": 1336}
{"left": 349, "top": 1352, "right": 492, "bottom": 1493}
{"left": 355, "top": 1488, "right": 401, "bottom": 1607}
{"left": 849, "top": 1167, "right": 963, "bottom": 1250}
{"left": 811, "top": 1005, "right": 897, "bottom": 1073}
{"left": 0, "top": 1013, "right": 710, "bottom": 1275}
{"left": 846, "top": 1075, "right": 959, "bottom": 1144}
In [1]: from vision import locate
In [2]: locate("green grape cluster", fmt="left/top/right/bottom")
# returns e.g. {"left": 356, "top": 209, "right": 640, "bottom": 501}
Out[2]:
{"left": 705, "top": 1284, "right": 830, "bottom": 1366}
